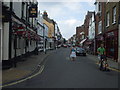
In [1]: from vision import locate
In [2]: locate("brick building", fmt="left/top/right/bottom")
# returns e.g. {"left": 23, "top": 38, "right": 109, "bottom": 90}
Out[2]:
{"left": 76, "top": 25, "right": 85, "bottom": 45}
{"left": 84, "top": 11, "right": 93, "bottom": 38}
{"left": 94, "top": 2, "right": 106, "bottom": 55}
{"left": 104, "top": 2, "right": 120, "bottom": 61}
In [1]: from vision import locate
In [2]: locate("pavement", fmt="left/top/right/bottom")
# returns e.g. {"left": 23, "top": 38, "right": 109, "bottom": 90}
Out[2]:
{"left": 1, "top": 49, "right": 56, "bottom": 86}
{"left": 1, "top": 48, "right": 120, "bottom": 87}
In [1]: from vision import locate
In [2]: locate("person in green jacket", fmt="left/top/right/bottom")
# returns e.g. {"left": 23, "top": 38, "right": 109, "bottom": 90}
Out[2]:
{"left": 97, "top": 43, "right": 106, "bottom": 63}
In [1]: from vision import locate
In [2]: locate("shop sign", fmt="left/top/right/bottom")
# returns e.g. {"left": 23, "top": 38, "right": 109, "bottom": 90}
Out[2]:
{"left": 2, "top": 11, "right": 11, "bottom": 22}
{"left": 29, "top": 4, "right": 38, "bottom": 18}
{"left": 13, "top": 25, "right": 25, "bottom": 34}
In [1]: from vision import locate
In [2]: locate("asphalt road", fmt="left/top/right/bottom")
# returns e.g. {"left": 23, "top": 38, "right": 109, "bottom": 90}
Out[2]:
{"left": 4, "top": 48, "right": 119, "bottom": 88}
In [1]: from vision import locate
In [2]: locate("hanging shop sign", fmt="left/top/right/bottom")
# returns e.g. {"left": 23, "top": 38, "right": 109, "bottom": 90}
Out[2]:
{"left": 29, "top": 4, "right": 38, "bottom": 18}
{"left": 2, "top": 5, "right": 11, "bottom": 22}
{"left": 13, "top": 26, "right": 26, "bottom": 35}
{"left": 2, "top": 11, "right": 11, "bottom": 22}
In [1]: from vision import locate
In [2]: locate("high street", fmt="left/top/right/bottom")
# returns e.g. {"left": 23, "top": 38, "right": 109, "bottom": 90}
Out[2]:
{"left": 4, "top": 48, "right": 119, "bottom": 88}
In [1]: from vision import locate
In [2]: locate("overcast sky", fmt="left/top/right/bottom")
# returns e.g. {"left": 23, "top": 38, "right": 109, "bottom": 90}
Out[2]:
{"left": 38, "top": 1, "right": 95, "bottom": 40}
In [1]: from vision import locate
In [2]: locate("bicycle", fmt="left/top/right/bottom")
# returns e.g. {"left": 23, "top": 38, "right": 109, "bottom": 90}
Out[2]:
{"left": 99, "top": 55, "right": 110, "bottom": 71}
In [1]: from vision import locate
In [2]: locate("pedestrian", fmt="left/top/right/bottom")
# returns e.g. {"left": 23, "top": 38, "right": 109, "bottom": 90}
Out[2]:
{"left": 70, "top": 45, "right": 76, "bottom": 61}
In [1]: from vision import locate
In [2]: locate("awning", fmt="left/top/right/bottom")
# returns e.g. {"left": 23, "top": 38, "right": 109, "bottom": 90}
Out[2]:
{"left": 80, "top": 38, "right": 87, "bottom": 44}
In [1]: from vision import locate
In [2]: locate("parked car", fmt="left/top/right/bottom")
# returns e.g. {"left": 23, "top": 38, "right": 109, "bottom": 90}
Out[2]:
{"left": 76, "top": 47, "right": 86, "bottom": 56}
{"left": 62, "top": 44, "right": 67, "bottom": 48}
{"left": 57, "top": 45, "right": 61, "bottom": 48}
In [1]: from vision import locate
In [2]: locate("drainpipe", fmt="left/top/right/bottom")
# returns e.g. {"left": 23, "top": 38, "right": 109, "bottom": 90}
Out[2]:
{"left": 9, "top": 2, "right": 15, "bottom": 67}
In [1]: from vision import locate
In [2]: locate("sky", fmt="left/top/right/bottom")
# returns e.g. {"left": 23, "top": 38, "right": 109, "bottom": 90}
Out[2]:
{"left": 38, "top": 1, "right": 95, "bottom": 40}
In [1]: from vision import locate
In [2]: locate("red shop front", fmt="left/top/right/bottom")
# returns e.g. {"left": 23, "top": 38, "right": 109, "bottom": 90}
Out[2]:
{"left": 105, "top": 29, "right": 118, "bottom": 61}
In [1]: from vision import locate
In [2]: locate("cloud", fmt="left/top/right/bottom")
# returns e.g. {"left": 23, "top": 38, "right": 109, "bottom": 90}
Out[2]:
{"left": 57, "top": 19, "right": 83, "bottom": 39}
{"left": 38, "top": 2, "right": 94, "bottom": 39}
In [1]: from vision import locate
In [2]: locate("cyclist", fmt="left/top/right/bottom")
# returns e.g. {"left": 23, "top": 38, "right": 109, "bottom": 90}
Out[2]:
{"left": 97, "top": 43, "right": 107, "bottom": 70}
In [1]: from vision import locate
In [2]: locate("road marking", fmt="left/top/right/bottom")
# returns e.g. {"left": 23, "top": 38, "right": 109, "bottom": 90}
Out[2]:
{"left": 0, "top": 65, "right": 44, "bottom": 88}
{"left": 96, "top": 63, "right": 120, "bottom": 72}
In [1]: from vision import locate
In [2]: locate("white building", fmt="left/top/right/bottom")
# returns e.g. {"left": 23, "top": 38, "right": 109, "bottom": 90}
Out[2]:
{"left": 37, "top": 11, "right": 49, "bottom": 51}
{"left": 2, "top": 1, "right": 38, "bottom": 69}
{"left": 88, "top": 12, "right": 96, "bottom": 54}
{"left": 88, "top": 12, "right": 95, "bottom": 40}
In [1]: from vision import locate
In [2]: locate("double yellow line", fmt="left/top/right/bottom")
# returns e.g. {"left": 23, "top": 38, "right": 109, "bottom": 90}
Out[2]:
{"left": 0, "top": 65, "right": 44, "bottom": 88}
{"left": 96, "top": 63, "right": 120, "bottom": 72}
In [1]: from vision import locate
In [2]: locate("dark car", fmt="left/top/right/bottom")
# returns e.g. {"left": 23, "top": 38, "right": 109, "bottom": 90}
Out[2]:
{"left": 76, "top": 47, "right": 86, "bottom": 56}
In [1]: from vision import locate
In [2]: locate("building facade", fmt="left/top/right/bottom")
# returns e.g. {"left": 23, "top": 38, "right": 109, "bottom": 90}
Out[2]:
{"left": 76, "top": 25, "right": 85, "bottom": 46}
{"left": 88, "top": 12, "right": 96, "bottom": 54}
{"left": 105, "top": 2, "right": 120, "bottom": 61}
{"left": 94, "top": 2, "right": 106, "bottom": 55}
{"left": 43, "top": 11, "right": 55, "bottom": 49}
{"left": 2, "top": 1, "right": 38, "bottom": 69}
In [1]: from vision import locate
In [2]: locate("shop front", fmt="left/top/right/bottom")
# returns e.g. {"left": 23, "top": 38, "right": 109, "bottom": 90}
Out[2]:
{"left": 105, "top": 29, "right": 118, "bottom": 61}
{"left": 12, "top": 17, "right": 27, "bottom": 59}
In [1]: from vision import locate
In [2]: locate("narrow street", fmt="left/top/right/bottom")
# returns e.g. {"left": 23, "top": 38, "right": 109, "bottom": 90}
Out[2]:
{"left": 5, "top": 48, "right": 118, "bottom": 88}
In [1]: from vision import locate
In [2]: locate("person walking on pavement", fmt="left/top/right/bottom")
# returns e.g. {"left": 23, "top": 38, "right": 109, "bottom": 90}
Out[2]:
{"left": 70, "top": 45, "right": 76, "bottom": 61}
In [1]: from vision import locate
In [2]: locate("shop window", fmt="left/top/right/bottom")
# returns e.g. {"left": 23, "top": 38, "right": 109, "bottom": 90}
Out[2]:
{"left": 106, "top": 37, "right": 114, "bottom": 57}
